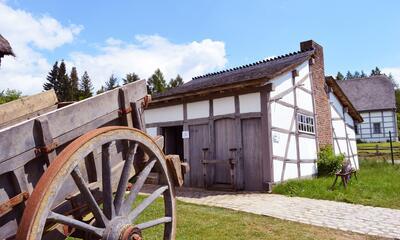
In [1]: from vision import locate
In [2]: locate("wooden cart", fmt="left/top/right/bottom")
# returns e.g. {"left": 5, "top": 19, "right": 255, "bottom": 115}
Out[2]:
{"left": 0, "top": 80, "right": 187, "bottom": 239}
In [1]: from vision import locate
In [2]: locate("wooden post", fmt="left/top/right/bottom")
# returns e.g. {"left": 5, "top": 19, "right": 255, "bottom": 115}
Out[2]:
{"left": 389, "top": 131, "right": 394, "bottom": 165}
{"left": 291, "top": 70, "right": 301, "bottom": 178}
{"left": 234, "top": 95, "right": 243, "bottom": 190}
{"left": 34, "top": 117, "right": 57, "bottom": 167}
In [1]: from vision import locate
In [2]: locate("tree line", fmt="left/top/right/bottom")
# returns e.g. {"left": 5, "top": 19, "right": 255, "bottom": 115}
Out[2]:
{"left": 42, "top": 61, "right": 184, "bottom": 102}
{"left": 336, "top": 66, "right": 395, "bottom": 84}
{"left": 43, "top": 60, "right": 94, "bottom": 101}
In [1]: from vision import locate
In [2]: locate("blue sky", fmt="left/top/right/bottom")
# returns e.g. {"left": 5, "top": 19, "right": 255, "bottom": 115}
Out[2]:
{"left": 1, "top": 0, "right": 400, "bottom": 94}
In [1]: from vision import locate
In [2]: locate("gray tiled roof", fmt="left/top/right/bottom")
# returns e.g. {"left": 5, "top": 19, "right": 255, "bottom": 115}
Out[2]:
{"left": 336, "top": 75, "right": 396, "bottom": 111}
{"left": 154, "top": 48, "right": 314, "bottom": 98}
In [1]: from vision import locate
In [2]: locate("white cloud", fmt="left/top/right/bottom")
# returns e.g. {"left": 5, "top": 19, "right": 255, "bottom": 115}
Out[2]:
{"left": 0, "top": 1, "right": 82, "bottom": 94}
{"left": 67, "top": 35, "right": 227, "bottom": 91}
{"left": 382, "top": 67, "right": 400, "bottom": 85}
{"left": 0, "top": 2, "right": 227, "bottom": 95}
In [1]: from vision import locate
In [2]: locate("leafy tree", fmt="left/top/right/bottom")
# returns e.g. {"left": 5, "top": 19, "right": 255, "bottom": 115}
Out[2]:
{"left": 79, "top": 71, "right": 94, "bottom": 99}
{"left": 105, "top": 74, "right": 120, "bottom": 90}
{"left": 70, "top": 67, "right": 79, "bottom": 100}
{"left": 335, "top": 72, "right": 344, "bottom": 81}
{"left": 370, "top": 67, "right": 381, "bottom": 76}
{"left": 147, "top": 69, "right": 167, "bottom": 94}
{"left": 56, "top": 60, "right": 74, "bottom": 102}
{"left": 168, "top": 74, "right": 184, "bottom": 88}
{"left": 43, "top": 61, "right": 59, "bottom": 91}
{"left": 345, "top": 71, "right": 353, "bottom": 80}
{"left": 0, "top": 89, "right": 22, "bottom": 104}
{"left": 123, "top": 73, "right": 140, "bottom": 85}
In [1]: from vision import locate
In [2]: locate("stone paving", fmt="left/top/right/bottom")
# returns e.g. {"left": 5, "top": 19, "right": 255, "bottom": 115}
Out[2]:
{"left": 142, "top": 185, "right": 400, "bottom": 239}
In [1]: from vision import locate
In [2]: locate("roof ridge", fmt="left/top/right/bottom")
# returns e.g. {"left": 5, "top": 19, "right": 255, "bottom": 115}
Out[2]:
{"left": 338, "top": 74, "right": 389, "bottom": 82}
{"left": 192, "top": 47, "right": 314, "bottom": 80}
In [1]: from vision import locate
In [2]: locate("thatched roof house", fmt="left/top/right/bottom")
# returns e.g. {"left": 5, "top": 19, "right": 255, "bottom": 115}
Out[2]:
{"left": 0, "top": 34, "right": 15, "bottom": 65}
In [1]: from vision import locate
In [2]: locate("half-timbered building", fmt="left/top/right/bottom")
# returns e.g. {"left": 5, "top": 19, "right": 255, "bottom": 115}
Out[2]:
{"left": 144, "top": 40, "right": 362, "bottom": 191}
{"left": 337, "top": 75, "right": 397, "bottom": 143}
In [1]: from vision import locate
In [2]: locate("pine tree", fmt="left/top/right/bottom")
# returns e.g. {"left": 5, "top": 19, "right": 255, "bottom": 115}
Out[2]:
{"left": 57, "top": 61, "right": 72, "bottom": 102}
{"left": 43, "top": 61, "right": 59, "bottom": 91}
{"left": 345, "top": 71, "right": 353, "bottom": 80}
{"left": 168, "top": 74, "right": 184, "bottom": 88}
{"left": 105, "top": 74, "right": 120, "bottom": 91}
{"left": 371, "top": 67, "right": 381, "bottom": 76}
{"left": 360, "top": 71, "right": 367, "bottom": 78}
{"left": 79, "top": 71, "right": 94, "bottom": 99}
{"left": 70, "top": 67, "right": 79, "bottom": 100}
{"left": 147, "top": 69, "right": 167, "bottom": 94}
{"left": 123, "top": 73, "right": 140, "bottom": 85}
{"left": 336, "top": 72, "right": 344, "bottom": 81}
{"left": 97, "top": 86, "right": 105, "bottom": 95}
{"left": 353, "top": 71, "right": 360, "bottom": 78}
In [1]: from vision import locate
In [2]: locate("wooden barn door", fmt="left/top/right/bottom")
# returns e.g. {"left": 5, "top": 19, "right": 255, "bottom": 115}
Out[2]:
{"left": 188, "top": 124, "right": 209, "bottom": 188}
{"left": 214, "top": 118, "right": 235, "bottom": 184}
{"left": 241, "top": 118, "right": 263, "bottom": 190}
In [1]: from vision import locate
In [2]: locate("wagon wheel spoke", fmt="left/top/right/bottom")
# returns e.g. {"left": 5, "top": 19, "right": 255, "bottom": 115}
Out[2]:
{"left": 47, "top": 211, "right": 104, "bottom": 237}
{"left": 102, "top": 143, "right": 114, "bottom": 220}
{"left": 121, "top": 158, "right": 157, "bottom": 214}
{"left": 71, "top": 166, "right": 108, "bottom": 227}
{"left": 114, "top": 142, "right": 138, "bottom": 215}
{"left": 135, "top": 216, "right": 172, "bottom": 230}
{"left": 128, "top": 185, "right": 168, "bottom": 222}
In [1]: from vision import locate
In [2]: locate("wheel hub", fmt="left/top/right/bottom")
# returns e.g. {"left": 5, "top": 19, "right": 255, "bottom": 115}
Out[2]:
{"left": 119, "top": 225, "right": 142, "bottom": 240}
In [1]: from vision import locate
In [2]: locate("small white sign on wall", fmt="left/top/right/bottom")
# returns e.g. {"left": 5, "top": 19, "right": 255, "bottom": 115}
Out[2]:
{"left": 182, "top": 130, "right": 190, "bottom": 139}
{"left": 272, "top": 133, "right": 280, "bottom": 143}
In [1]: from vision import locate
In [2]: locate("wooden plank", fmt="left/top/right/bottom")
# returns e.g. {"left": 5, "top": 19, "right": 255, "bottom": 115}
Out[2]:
{"left": 214, "top": 118, "right": 235, "bottom": 184}
{"left": 0, "top": 80, "right": 147, "bottom": 164}
{"left": 260, "top": 85, "right": 273, "bottom": 190}
{"left": 0, "top": 89, "right": 58, "bottom": 129}
{"left": 242, "top": 118, "right": 263, "bottom": 190}
{"left": 292, "top": 73, "right": 301, "bottom": 178}
{"left": 188, "top": 124, "right": 209, "bottom": 187}
{"left": 234, "top": 95, "right": 244, "bottom": 190}
{"left": 34, "top": 117, "right": 57, "bottom": 166}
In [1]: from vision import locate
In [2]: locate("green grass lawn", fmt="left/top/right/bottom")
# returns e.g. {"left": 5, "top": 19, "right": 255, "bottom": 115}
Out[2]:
{"left": 273, "top": 161, "right": 400, "bottom": 209}
{"left": 135, "top": 196, "right": 380, "bottom": 240}
{"left": 67, "top": 194, "right": 382, "bottom": 240}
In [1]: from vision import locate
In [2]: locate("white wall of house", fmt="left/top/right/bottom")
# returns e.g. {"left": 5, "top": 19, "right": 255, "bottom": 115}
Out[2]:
{"left": 356, "top": 110, "right": 397, "bottom": 142}
{"left": 187, "top": 100, "right": 209, "bottom": 119}
{"left": 144, "top": 104, "right": 183, "bottom": 124}
{"left": 329, "top": 92, "right": 359, "bottom": 169}
{"left": 271, "top": 61, "right": 318, "bottom": 182}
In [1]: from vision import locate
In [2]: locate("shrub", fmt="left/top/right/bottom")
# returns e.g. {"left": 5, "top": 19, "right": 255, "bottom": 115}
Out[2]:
{"left": 317, "top": 146, "right": 344, "bottom": 176}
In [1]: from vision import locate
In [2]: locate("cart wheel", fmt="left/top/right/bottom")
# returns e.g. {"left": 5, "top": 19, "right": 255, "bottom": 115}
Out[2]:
{"left": 16, "top": 126, "right": 176, "bottom": 240}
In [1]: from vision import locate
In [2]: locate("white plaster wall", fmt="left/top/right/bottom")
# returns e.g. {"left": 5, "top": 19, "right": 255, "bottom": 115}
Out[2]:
{"left": 296, "top": 89, "right": 313, "bottom": 112}
{"left": 297, "top": 62, "right": 311, "bottom": 91}
{"left": 187, "top": 100, "right": 209, "bottom": 119}
{"left": 298, "top": 137, "right": 317, "bottom": 159}
{"left": 283, "top": 163, "right": 298, "bottom": 180}
{"left": 271, "top": 60, "right": 317, "bottom": 182}
{"left": 273, "top": 160, "right": 283, "bottom": 182}
{"left": 144, "top": 105, "right": 183, "bottom": 124}
{"left": 330, "top": 91, "right": 359, "bottom": 169}
{"left": 270, "top": 71, "right": 292, "bottom": 100}
{"left": 300, "top": 163, "right": 317, "bottom": 176}
{"left": 213, "top": 96, "right": 235, "bottom": 116}
{"left": 271, "top": 103, "right": 294, "bottom": 130}
{"left": 329, "top": 92, "right": 344, "bottom": 118}
{"left": 146, "top": 127, "right": 157, "bottom": 137}
{"left": 332, "top": 120, "right": 346, "bottom": 138}
{"left": 239, "top": 92, "right": 261, "bottom": 113}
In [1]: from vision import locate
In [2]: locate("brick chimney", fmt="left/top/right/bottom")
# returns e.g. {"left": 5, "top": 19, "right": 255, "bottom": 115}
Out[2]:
{"left": 300, "top": 40, "right": 333, "bottom": 148}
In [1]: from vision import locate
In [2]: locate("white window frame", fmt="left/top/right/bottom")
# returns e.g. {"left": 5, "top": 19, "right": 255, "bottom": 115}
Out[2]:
{"left": 297, "top": 113, "right": 315, "bottom": 134}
